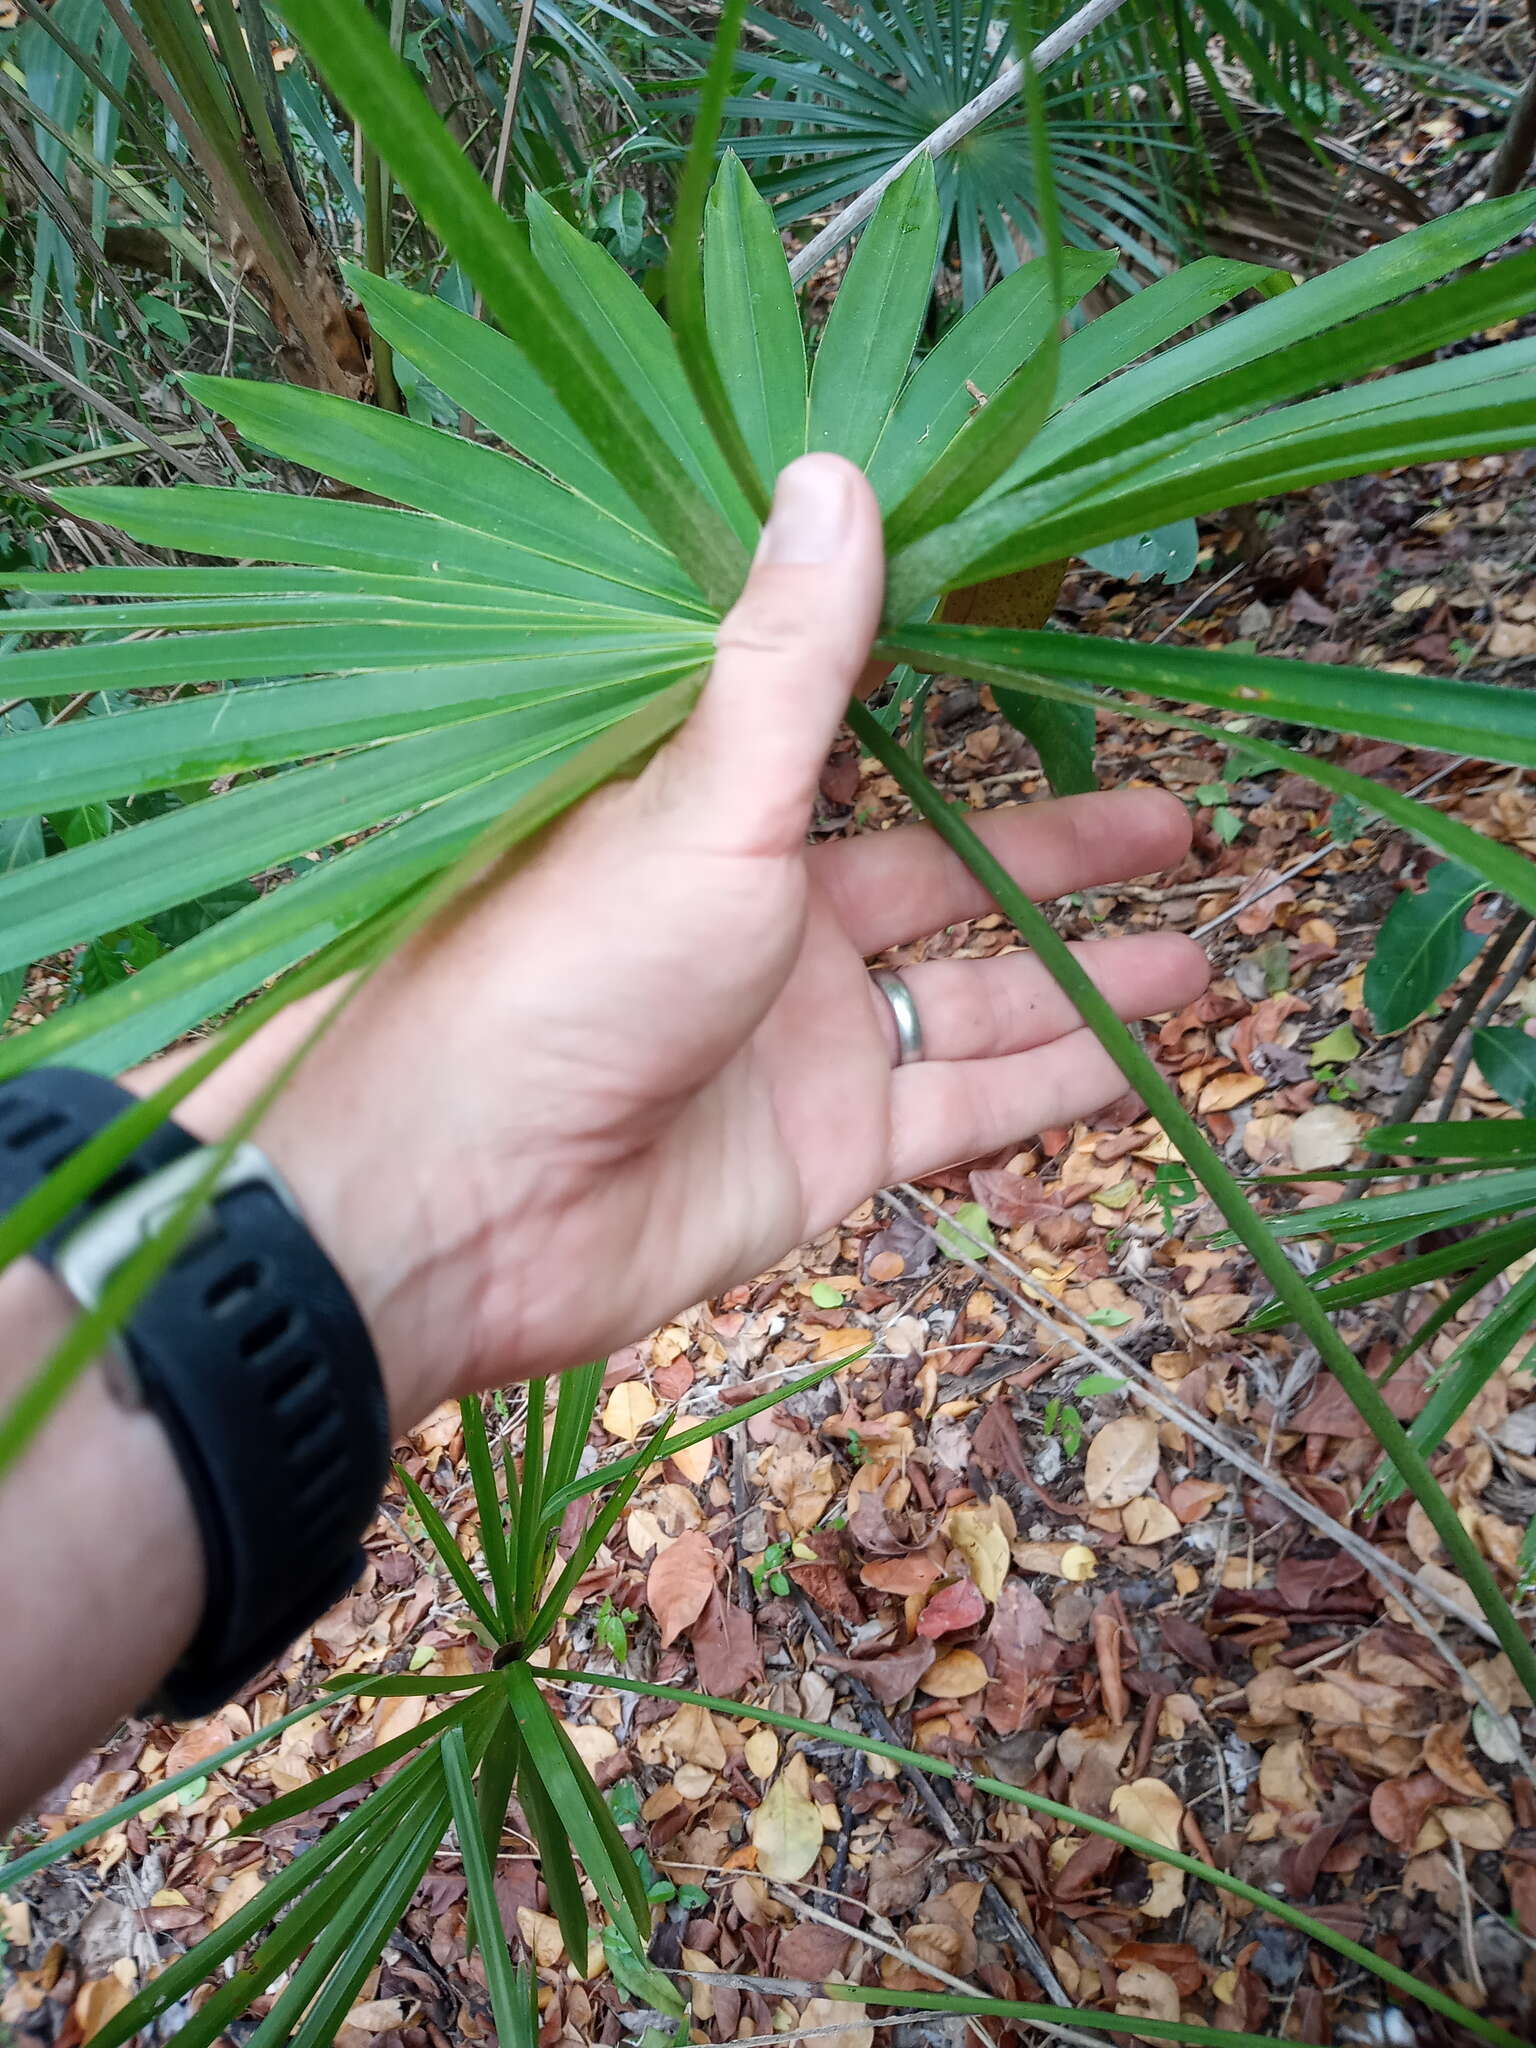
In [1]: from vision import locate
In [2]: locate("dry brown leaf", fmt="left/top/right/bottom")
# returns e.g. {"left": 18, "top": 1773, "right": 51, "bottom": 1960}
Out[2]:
{"left": 751, "top": 1753, "right": 825, "bottom": 1882}
{"left": 801, "top": 1998, "right": 872, "bottom": 2048}
{"left": 1424, "top": 1716, "right": 1496, "bottom": 1800}
{"left": 646, "top": 1528, "right": 717, "bottom": 1648}
{"left": 1290, "top": 1104, "right": 1362, "bottom": 1172}
{"left": 210, "top": 1865, "right": 265, "bottom": 1931}
{"left": 1121, "top": 1496, "right": 1181, "bottom": 1545}
{"left": 517, "top": 1906, "right": 568, "bottom": 1968}
{"left": 744, "top": 1728, "right": 779, "bottom": 1779}
{"left": 1258, "top": 1735, "right": 1320, "bottom": 1816}
{"left": 1439, "top": 1801, "right": 1513, "bottom": 1850}
{"left": 1116, "top": 1963, "right": 1182, "bottom": 2023}
{"left": 662, "top": 1703, "right": 728, "bottom": 1772}
{"left": 1084, "top": 1417, "right": 1160, "bottom": 1509}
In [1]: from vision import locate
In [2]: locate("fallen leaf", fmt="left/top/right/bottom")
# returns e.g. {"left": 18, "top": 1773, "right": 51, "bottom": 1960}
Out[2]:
{"left": 1061, "top": 1544, "right": 1098, "bottom": 1582}
{"left": 689, "top": 1586, "right": 761, "bottom": 1696}
{"left": 751, "top": 1753, "right": 825, "bottom": 1882}
{"left": 210, "top": 1864, "right": 265, "bottom": 1930}
{"left": 1122, "top": 1496, "right": 1181, "bottom": 1544}
{"left": 917, "top": 1577, "right": 988, "bottom": 1637}
{"left": 603, "top": 1381, "right": 657, "bottom": 1442}
{"left": 820, "top": 1639, "right": 936, "bottom": 1708}
{"left": 1290, "top": 1104, "right": 1362, "bottom": 1172}
{"left": 920, "top": 1649, "right": 990, "bottom": 1698}
{"left": 744, "top": 1728, "right": 779, "bottom": 1779}
{"left": 646, "top": 1529, "right": 717, "bottom": 1648}
{"left": 1109, "top": 1780, "right": 1187, "bottom": 1916}
{"left": 1084, "top": 1416, "right": 1160, "bottom": 1508}
{"left": 945, "top": 1504, "right": 1011, "bottom": 1603}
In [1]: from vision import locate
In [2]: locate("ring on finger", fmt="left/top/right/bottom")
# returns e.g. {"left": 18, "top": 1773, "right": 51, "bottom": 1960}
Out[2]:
{"left": 871, "top": 969, "right": 924, "bottom": 1066}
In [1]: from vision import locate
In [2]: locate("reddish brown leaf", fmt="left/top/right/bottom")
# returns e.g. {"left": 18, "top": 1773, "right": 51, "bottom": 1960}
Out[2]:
{"left": 689, "top": 1586, "right": 761, "bottom": 1696}
{"left": 646, "top": 1529, "right": 718, "bottom": 1648}
{"left": 1369, "top": 1772, "right": 1450, "bottom": 1852}
{"left": 820, "top": 1639, "right": 936, "bottom": 1708}
{"left": 916, "top": 1576, "right": 988, "bottom": 1638}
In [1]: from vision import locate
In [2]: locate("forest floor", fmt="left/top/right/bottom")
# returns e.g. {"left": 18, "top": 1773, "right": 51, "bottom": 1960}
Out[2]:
{"left": 9, "top": 57, "right": 1536, "bottom": 2048}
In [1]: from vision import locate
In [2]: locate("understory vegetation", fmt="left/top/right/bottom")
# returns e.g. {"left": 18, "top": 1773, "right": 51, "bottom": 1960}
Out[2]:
{"left": 4, "top": 0, "right": 1536, "bottom": 2043}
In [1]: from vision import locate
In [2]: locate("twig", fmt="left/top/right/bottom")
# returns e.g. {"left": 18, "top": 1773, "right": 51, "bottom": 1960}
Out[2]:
{"left": 786, "top": 0, "right": 1135, "bottom": 282}
{"left": 791, "top": 1593, "right": 1069, "bottom": 2006}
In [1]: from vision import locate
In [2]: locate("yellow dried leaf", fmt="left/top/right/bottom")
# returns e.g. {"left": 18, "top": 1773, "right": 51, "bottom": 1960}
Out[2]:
{"left": 603, "top": 1381, "right": 657, "bottom": 1441}
{"left": 1109, "top": 1779, "right": 1187, "bottom": 1917}
{"left": 944, "top": 1505, "right": 1010, "bottom": 1604}
{"left": 1061, "top": 1544, "right": 1098, "bottom": 1582}
{"left": 1391, "top": 582, "right": 1440, "bottom": 611}
{"left": 920, "top": 1649, "right": 990, "bottom": 1698}
{"left": 1121, "top": 1496, "right": 1181, "bottom": 1545}
{"left": 517, "top": 1906, "right": 569, "bottom": 1968}
{"left": 751, "top": 1753, "right": 825, "bottom": 1882}
{"left": 744, "top": 1728, "right": 779, "bottom": 1779}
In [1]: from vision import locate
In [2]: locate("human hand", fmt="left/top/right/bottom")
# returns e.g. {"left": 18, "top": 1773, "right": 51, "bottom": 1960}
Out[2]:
{"left": 183, "top": 456, "right": 1207, "bottom": 1425}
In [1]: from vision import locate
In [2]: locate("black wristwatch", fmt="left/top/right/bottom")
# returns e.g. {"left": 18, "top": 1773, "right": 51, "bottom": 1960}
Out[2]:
{"left": 0, "top": 1066, "right": 390, "bottom": 1718}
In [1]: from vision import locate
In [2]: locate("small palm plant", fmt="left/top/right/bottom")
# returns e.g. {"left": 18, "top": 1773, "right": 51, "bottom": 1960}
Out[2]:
{"left": 6, "top": 0, "right": 1536, "bottom": 2040}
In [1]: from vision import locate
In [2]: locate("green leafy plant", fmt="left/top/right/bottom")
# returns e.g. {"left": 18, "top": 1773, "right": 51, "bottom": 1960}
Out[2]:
{"left": 1364, "top": 856, "right": 1489, "bottom": 1034}
{"left": 7, "top": 2, "right": 1536, "bottom": 2039}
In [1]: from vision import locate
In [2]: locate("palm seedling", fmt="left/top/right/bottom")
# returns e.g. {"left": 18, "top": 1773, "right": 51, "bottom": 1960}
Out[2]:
{"left": 5, "top": 0, "right": 1536, "bottom": 2039}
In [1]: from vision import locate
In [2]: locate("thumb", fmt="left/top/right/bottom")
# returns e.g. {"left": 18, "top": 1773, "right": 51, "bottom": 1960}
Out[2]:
{"left": 654, "top": 452, "right": 885, "bottom": 859}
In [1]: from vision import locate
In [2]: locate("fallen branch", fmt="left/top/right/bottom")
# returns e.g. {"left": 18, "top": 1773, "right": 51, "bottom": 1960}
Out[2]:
{"left": 786, "top": 0, "right": 1135, "bottom": 282}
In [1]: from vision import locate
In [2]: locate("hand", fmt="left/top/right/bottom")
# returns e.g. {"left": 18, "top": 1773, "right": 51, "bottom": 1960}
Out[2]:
{"left": 182, "top": 456, "right": 1207, "bottom": 1425}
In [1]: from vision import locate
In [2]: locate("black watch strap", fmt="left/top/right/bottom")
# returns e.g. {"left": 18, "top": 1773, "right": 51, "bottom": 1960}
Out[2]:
{"left": 0, "top": 1066, "right": 390, "bottom": 1719}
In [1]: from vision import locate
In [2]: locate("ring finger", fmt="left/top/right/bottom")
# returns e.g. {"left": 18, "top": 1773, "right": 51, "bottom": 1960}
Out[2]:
{"left": 870, "top": 933, "right": 1208, "bottom": 1066}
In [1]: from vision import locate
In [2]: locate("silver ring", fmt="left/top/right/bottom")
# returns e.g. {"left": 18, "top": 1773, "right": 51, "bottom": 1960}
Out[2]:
{"left": 872, "top": 969, "right": 924, "bottom": 1066}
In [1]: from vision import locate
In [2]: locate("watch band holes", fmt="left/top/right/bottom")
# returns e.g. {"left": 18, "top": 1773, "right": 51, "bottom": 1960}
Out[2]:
{"left": 239, "top": 1305, "right": 294, "bottom": 1360}
{"left": 205, "top": 1259, "right": 266, "bottom": 1315}
{"left": 5, "top": 1108, "right": 67, "bottom": 1151}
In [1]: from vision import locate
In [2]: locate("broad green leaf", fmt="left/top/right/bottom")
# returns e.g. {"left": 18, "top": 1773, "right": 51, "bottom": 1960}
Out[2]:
{"left": 50, "top": 484, "right": 706, "bottom": 611}
{"left": 880, "top": 47, "right": 1065, "bottom": 552}
{"left": 0, "top": 714, "right": 617, "bottom": 1081}
{"left": 1049, "top": 257, "right": 1279, "bottom": 413}
{"left": 278, "top": 0, "right": 745, "bottom": 606}
{"left": 808, "top": 153, "right": 940, "bottom": 466}
{"left": 181, "top": 376, "right": 706, "bottom": 613}
{"left": 443, "top": 1724, "right": 538, "bottom": 2046}
{"left": 888, "top": 623, "right": 1536, "bottom": 771}
{"left": 993, "top": 688, "right": 1096, "bottom": 796}
{"left": 1472, "top": 1025, "right": 1536, "bottom": 1118}
{"left": 892, "top": 345, "right": 1536, "bottom": 601}
{"left": 0, "top": 813, "right": 45, "bottom": 1017}
{"left": 0, "top": 618, "right": 704, "bottom": 702}
{"left": 350, "top": 267, "right": 639, "bottom": 525}
{"left": 1004, "top": 193, "right": 1536, "bottom": 495}
{"left": 704, "top": 153, "right": 807, "bottom": 488}
{"left": 1365, "top": 862, "right": 1487, "bottom": 1033}
{"left": 1, "top": 591, "right": 637, "bottom": 635}
{"left": 866, "top": 248, "right": 1115, "bottom": 507}
{"left": 554, "top": 1715, "right": 654, "bottom": 1940}
{"left": 525, "top": 189, "right": 757, "bottom": 548}
{"left": 1081, "top": 519, "right": 1200, "bottom": 585}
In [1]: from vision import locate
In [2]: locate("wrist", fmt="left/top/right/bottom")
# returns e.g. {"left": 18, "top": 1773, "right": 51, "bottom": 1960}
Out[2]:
{"left": 121, "top": 1001, "right": 456, "bottom": 1433}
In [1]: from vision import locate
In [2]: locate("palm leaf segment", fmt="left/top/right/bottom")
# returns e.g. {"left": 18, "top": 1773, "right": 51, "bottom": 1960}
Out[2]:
{"left": 4, "top": 139, "right": 1536, "bottom": 1085}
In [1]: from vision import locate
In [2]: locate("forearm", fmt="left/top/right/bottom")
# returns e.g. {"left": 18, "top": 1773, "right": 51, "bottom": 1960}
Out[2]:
{"left": 0, "top": 1009, "right": 441, "bottom": 1831}
{"left": 0, "top": 1259, "right": 203, "bottom": 1826}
